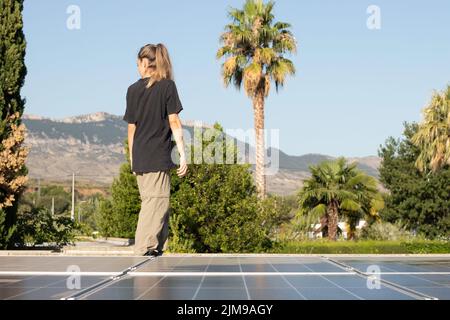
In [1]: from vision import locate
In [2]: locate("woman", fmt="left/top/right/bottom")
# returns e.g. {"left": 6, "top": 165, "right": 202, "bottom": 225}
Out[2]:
{"left": 123, "top": 43, "right": 188, "bottom": 256}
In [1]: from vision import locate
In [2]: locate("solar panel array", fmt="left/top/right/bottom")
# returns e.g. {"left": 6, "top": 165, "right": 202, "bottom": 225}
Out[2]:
{"left": 0, "top": 255, "right": 449, "bottom": 300}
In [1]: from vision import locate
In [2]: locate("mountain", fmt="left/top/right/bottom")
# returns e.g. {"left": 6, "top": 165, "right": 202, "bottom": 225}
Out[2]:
{"left": 21, "top": 112, "right": 381, "bottom": 195}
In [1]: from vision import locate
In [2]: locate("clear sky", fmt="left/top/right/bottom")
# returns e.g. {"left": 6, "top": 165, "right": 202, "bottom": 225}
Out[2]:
{"left": 22, "top": 0, "right": 450, "bottom": 157}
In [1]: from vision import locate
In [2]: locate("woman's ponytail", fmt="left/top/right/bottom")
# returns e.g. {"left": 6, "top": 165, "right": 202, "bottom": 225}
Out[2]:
{"left": 138, "top": 43, "right": 173, "bottom": 88}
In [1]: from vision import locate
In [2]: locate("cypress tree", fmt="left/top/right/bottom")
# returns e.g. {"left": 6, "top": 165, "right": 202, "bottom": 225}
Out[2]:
{"left": 0, "top": 0, "right": 28, "bottom": 248}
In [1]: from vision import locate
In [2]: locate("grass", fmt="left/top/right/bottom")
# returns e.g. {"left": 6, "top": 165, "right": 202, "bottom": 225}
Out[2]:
{"left": 269, "top": 239, "right": 450, "bottom": 254}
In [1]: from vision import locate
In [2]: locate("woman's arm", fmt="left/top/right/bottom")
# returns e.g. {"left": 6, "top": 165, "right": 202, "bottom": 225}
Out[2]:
{"left": 127, "top": 123, "right": 136, "bottom": 174}
{"left": 168, "top": 113, "right": 188, "bottom": 177}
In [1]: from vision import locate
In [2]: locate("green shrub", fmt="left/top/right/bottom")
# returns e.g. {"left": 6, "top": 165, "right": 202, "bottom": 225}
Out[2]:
{"left": 15, "top": 207, "right": 76, "bottom": 247}
{"left": 95, "top": 197, "right": 114, "bottom": 237}
{"left": 169, "top": 161, "right": 275, "bottom": 253}
{"left": 401, "top": 241, "right": 450, "bottom": 254}
{"left": 271, "top": 239, "right": 450, "bottom": 254}
{"left": 358, "top": 221, "right": 413, "bottom": 241}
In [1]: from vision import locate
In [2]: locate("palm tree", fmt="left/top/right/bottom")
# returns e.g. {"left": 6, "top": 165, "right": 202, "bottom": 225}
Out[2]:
{"left": 412, "top": 85, "right": 450, "bottom": 173}
{"left": 297, "top": 158, "right": 383, "bottom": 241}
{"left": 217, "top": 0, "right": 297, "bottom": 198}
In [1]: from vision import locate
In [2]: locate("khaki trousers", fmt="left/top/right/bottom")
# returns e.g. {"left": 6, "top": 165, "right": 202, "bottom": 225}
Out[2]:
{"left": 134, "top": 170, "right": 171, "bottom": 256}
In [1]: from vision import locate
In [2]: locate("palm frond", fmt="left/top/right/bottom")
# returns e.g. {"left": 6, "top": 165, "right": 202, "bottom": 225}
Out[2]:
{"left": 243, "top": 62, "right": 262, "bottom": 96}
{"left": 369, "top": 196, "right": 385, "bottom": 214}
{"left": 309, "top": 203, "right": 327, "bottom": 217}
{"left": 340, "top": 198, "right": 361, "bottom": 212}
{"left": 274, "top": 21, "right": 292, "bottom": 30}
{"left": 262, "top": 0, "right": 275, "bottom": 24}
{"left": 232, "top": 67, "right": 243, "bottom": 90}
{"left": 346, "top": 173, "right": 377, "bottom": 190}
{"left": 227, "top": 7, "right": 245, "bottom": 24}
{"left": 273, "top": 30, "right": 297, "bottom": 54}
{"left": 254, "top": 47, "right": 276, "bottom": 65}
{"left": 267, "top": 58, "right": 295, "bottom": 92}
{"left": 216, "top": 45, "right": 232, "bottom": 59}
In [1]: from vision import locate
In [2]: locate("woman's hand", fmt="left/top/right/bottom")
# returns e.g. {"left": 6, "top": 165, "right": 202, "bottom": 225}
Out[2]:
{"left": 177, "top": 155, "right": 188, "bottom": 177}
{"left": 130, "top": 156, "right": 136, "bottom": 175}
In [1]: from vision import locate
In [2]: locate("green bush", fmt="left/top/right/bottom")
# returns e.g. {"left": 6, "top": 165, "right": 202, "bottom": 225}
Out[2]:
{"left": 358, "top": 221, "right": 413, "bottom": 241}
{"left": 15, "top": 207, "right": 77, "bottom": 247}
{"left": 169, "top": 161, "right": 275, "bottom": 253}
{"left": 271, "top": 239, "right": 450, "bottom": 254}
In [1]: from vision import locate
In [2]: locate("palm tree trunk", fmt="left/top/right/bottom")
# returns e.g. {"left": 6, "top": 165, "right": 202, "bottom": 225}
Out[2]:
{"left": 327, "top": 200, "right": 339, "bottom": 240}
{"left": 253, "top": 91, "right": 266, "bottom": 199}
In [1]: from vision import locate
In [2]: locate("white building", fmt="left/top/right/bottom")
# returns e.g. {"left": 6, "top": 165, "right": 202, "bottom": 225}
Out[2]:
{"left": 308, "top": 220, "right": 368, "bottom": 239}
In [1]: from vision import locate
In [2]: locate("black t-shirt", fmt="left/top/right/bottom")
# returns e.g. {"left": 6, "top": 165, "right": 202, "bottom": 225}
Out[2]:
{"left": 123, "top": 77, "right": 183, "bottom": 173}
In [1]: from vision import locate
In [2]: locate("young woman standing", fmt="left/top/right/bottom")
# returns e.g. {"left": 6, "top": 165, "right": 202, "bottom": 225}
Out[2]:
{"left": 123, "top": 43, "right": 188, "bottom": 256}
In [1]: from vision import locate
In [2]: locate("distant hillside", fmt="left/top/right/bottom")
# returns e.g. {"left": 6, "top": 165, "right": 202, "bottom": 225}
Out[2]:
{"left": 21, "top": 112, "right": 380, "bottom": 195}
{"left": 267, "top": 148, "right": 379, "bottom": 177}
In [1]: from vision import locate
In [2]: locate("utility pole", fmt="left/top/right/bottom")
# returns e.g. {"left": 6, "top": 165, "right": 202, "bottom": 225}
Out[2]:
{"left": 71, "top": 172, "right": 75, "bottom": 220}
{"left": 37, "top": 177, "right": 41, "bottom": 201}
{"left": 51, "top": 197, "right": 55, "bottom": 217}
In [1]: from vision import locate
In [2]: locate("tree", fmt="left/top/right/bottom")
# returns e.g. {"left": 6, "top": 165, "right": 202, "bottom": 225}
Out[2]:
{"left": 217, "top": 0, "right": 297, "bottom": 198}
{"left": 0, "top": 0, "right": 28, "bottom": 248}
{"left": 412, "top": 85, "right": 450, "bottom": 173}
{"left": 379, "top": 122, "right": 450, "bottom": 238}
{"left": 96, "top": 195, "right": 115, "bottom": 238}
{"left": 297, "top": 158, "right": 383, "bottom": 241}
{"left": 75, "top": 195, "right": 102, "bottom": 235}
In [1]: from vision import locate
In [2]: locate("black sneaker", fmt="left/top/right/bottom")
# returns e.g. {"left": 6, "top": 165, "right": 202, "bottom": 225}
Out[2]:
{"left": 144, "top": 249, "right": 162, "bottom": 257}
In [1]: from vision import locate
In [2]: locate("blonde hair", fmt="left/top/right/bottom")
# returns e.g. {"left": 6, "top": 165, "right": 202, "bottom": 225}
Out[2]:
{"left": 138, "top": 43, "right": 173, "bottom": 88}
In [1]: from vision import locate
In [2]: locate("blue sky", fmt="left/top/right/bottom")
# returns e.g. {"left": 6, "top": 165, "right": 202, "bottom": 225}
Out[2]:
{"left": 22, "top": 0, "right": 450, "bottom": 157}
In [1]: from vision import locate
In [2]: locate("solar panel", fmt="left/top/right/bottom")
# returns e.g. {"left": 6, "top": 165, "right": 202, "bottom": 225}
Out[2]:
{"left": 0, "top": 255, "right": 449, "bottom": 300}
